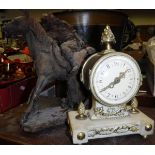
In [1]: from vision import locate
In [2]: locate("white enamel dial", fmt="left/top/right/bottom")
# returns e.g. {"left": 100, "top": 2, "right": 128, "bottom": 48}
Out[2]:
{"left": 90, "top": 52, "right": 142, "bottom": 106}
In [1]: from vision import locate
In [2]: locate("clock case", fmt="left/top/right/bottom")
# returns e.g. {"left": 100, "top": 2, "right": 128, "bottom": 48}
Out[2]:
{"left": 81, "top": 51, "right": 142, "bottom": 105}
{"left": 67, "top": 26, "right": 154, "bottom": 144}
{"left": 81, "top": 51, "right": 143, "bottom": 120}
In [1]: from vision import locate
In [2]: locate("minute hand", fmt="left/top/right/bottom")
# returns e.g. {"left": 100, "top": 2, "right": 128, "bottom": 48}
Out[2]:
{"left": 100, "top": 69, "right": 129, "bottom": 92}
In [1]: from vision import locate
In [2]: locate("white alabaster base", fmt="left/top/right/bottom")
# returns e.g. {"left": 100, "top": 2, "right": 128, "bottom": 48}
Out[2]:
{"left": 68, "top": 109, "right": 154, "bottom": 144}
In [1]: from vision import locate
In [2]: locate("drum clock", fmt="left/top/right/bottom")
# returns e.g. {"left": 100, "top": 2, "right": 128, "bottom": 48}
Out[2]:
{"left": 68, "top": 25, "right": 154, "bottom": 144}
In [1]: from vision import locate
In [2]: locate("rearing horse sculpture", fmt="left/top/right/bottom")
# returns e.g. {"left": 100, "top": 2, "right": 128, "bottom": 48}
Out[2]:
{"left": 4, "top": 12, "right": 95, "bottom": 125}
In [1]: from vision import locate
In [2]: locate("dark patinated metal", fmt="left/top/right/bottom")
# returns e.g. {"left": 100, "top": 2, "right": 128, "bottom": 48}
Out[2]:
{"left": 4, "top": 10, "right": 95, "bottom": 131}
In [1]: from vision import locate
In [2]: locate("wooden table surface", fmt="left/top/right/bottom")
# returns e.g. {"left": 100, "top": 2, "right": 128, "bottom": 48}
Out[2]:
{"left": 0, "top": 104, "right": 155, "bottom": 145}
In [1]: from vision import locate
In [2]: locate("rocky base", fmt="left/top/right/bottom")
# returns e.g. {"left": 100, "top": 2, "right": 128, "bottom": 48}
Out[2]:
{"left": 21, "top": 97, "right": 68, "bottom": 133}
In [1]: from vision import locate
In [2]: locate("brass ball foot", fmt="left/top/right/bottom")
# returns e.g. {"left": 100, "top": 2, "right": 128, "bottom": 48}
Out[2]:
{"left": 143, "top": 135, "right": 148, "bottom": 139}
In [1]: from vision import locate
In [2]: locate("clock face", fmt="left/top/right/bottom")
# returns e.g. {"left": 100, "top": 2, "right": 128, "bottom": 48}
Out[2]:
{"left": 90, "top": 53, "right": 142, "bottom": 106}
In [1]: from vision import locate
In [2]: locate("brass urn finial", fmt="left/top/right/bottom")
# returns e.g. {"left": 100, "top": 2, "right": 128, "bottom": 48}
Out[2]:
{"left": 101, "top": 25, "right": 116, "bottom": 44}
{"left": 76, "top": 101, "right": 87, "bottom": 120}
{"left": 101, "top": 25, "right": 116, "bottom": 51}
{"left": 130, "top": 97, "right": 139, "bottom": 114}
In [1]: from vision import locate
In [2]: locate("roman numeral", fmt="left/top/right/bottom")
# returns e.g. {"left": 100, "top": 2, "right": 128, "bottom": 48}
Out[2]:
{"left": 115, "top": 95, "right": 118, "bottom": 98}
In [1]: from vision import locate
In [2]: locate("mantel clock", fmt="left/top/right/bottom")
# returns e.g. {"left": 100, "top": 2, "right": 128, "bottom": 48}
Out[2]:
{"left": 68, "top": 25, "right": 154, "bottom": 144}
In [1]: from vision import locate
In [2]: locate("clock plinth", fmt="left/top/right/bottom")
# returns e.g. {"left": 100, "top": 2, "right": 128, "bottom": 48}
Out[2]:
{"left": 68, "top": 108, "right": 154, "bottom": 144}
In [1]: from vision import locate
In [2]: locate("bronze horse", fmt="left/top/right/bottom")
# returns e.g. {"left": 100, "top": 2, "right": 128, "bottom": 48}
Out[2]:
{"left": 4, "top": 12, "right": 95, "bottom": 125}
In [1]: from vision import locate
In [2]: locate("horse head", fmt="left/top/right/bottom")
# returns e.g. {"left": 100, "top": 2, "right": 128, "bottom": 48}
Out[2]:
{"left": 4, "top": 11, "right": 49, "bottom": 60}
{"left": 3, "top": 15, "right": 30, "bottom": 38}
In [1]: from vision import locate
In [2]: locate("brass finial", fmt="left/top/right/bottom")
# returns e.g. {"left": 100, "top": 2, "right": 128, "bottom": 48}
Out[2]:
{"left": 129, "top": 97, "right": 139, "bottom": 114}
{"left": 101, "top": 25, "right": 116, "bottom": 44}
{"left": 100, "top": 25, "right": 116, "bottom": 51}
{"left": 76, "top": 101, "right": 87, "bottom": 120}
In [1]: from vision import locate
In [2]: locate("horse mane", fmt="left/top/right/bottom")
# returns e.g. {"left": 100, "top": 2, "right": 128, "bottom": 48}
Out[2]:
{"left": 40, "top": 13, "right": 78, "bottom": 44}
{"left": 27, "top": 16, "right": 52, "bottom": 45}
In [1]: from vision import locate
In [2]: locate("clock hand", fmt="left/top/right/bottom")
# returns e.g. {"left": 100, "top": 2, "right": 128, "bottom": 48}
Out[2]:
{"left": 100, "top": 77, "right": 120, "bottom": 92}
{"left": 100, "top": 69, "right": 129, "bottom": 92}
{"left": 100, "top": 81, "right": 115, "bottom": 92}
{"left": 118, "top": 69, "right": 129, "bottom": 80}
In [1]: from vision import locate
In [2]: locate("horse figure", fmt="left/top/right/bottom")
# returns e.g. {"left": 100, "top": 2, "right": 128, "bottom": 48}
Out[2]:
{"left": 4, "top": 12, "right": 95, "bottom": 125}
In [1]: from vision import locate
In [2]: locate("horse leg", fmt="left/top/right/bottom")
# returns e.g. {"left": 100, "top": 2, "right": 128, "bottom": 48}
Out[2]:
{"left": 21, "top": 75, "right": 50, "bottom": 124}
{"left": 27, "top": 88, "right": 35, "bottom": 105}
{"left": 67, "top": 74, "right": 84, "bottom": 108}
